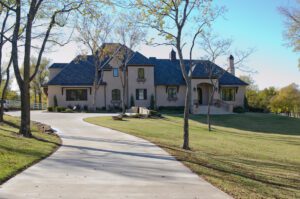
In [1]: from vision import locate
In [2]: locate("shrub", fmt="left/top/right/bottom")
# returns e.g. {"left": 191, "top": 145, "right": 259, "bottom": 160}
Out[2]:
{"left": 150, "top": 94, "right": 155, "bottom": 110}
{"left": 53, "top": 95, "right": 58, "bottom": 107}
{"left": 83, "top": 105, "right": 88, "bottom": 111}
{"left": 64, "top": 108, "right": 74, "bottom": 113}
{"left": 130, "top": 95, "right": 135, "bottom": 107}
{"left": 74, "top": 104, "right": 81, "bottom": 111}
{"left": 149, "top": 110, "right": 162, "bottom": 117}
{"left": 47, "top": 107, "right": 54, "bottom": 112}
{"left": 233, "top": 106, "right": 246, "bottom": 113}
{"left": 248, "top": 106, "right": 264, "bottom": 113}
{"left": 56, "top": 106, "right": 66, "bottom": 112}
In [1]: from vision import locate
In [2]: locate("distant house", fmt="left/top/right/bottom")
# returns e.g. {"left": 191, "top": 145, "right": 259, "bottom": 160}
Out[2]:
{"left": 45, "top": 43, "right": 247, "bottom": 113}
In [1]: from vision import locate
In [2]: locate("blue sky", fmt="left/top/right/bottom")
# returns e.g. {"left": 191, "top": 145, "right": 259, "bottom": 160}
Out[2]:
{"left": 46, "top": 0, "right": 299, "bottom": 89}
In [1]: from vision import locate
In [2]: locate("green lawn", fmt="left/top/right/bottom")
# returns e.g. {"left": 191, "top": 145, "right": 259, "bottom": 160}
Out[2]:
{"left": 85, "top": 113, "right": 300, "bottom": 199}
{"left": 0, "top": 115, "right": 61, "bottom": 184}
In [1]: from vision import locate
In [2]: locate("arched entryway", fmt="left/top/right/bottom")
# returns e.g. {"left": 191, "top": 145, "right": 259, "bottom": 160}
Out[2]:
{"left": 196, "top": 83, "right": 213, "bottom": 105}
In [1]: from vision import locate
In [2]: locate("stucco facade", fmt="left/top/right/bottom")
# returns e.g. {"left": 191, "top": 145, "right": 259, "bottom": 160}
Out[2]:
{"left": 127, "top": 66, "right": 155, "bottom": 107}
{"left": 46, "top": 44, "right": 247, "bottom": 113}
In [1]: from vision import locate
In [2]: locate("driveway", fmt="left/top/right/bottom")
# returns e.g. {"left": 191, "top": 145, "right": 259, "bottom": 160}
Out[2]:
{"left": 0, "top": 111, "right": 231, "bottom": 199}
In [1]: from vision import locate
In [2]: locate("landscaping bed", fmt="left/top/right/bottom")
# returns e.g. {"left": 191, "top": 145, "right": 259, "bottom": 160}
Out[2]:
{"left": 85, "top": 113, "right": 300, "bottom": 199}
{"left": 0, "top": 115, "right": 61, "bottom": 184}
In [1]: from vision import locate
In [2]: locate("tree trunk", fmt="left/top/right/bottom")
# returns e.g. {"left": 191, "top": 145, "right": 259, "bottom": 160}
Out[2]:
{"left": 20, "top": 84, "right": 32, "bottom": 137}
{"left": 0, "top": 58, "right": 11, "bottom": 123}
{"left": 207, "top": 86, "right": 216, "bottom": 131}
{"left": 183, "top": 80, "right": 191, "bottom": 150}
{"left": 38, "top": 91, "right": 42, "bottom": 104}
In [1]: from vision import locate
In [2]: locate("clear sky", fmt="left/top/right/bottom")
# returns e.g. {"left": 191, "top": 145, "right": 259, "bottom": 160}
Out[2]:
{"left": 43, "top": 0, "right": 299, "bottom": 89}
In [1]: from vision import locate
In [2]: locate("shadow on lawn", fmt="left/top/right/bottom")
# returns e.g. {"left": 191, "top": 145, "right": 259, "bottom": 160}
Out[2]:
{"left": 167, "top": 112, "right": 300, "bottom": 136}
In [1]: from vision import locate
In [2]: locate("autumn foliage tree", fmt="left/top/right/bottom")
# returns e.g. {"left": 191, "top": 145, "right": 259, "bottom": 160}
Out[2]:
{"left": 270, "top": 83, "right": 300, "bottom": 117}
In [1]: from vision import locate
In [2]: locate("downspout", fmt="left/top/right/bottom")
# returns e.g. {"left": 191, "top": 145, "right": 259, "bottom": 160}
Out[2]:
{"left": 104, "top": 84, "right": 107, "bottom": 110}
{"left": 154, "top": 85, "right": 157, "bottom": 110}
{"left": 126, "top": 68, "right": 129, "bottom": 107}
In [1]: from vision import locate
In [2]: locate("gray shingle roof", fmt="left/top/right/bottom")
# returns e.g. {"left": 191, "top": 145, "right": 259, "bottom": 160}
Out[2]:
{"left": 151, "top": 58, "right": 248, "bottom": 86}
{"left": 128, "top": 52, "right": 153, "bottom": 65}
{"left": 47, "top": 58, "right": 95, "bottom": 86}
{"left": 47, "top": 44, "right": 247, "bottom": 86}
{"left": 49, "top": 63, "right": 67, "bottom": 69}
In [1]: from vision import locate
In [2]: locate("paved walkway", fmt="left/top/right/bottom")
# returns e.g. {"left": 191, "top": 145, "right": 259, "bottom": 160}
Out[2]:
{"left": 0, "top": 111, "right": 231, "bottom": 199}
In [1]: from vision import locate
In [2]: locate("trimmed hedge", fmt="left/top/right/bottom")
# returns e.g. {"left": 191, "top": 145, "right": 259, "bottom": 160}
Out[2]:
{"left": 56, "top": 107, "right": 66, "bottom": 112}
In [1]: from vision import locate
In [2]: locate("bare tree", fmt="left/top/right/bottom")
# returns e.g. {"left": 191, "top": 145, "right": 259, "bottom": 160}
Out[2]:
{"left": 279, "top": 2, "right": 300, "bottom": 68}
{"left": 10, "top": 0, "right": 83, "bottom": 137}
{"left": 136, "top": 0, "right": 224, "bottom": 150}
{"left": 199, "top": 31, "right": 254, "bottom": 131}
{"left": 115, "top": 12, "right": 146, "bottom": 114}
{"left": 76, "top": 13, "right": 113, "bottom": 111}
{"left": 279, "top": 0, "right": 300, "bottom": 69}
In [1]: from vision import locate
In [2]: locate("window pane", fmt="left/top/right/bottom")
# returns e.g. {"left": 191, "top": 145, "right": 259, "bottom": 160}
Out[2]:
{"left": 112, "top": 89, "right": 120, "bottom": 101}
{"left": 66, "top": 89, "right": 87, "bottom": 101}
{"left": 139, "top": 89, "right": 144, "bottom": 100}
{"left": 222, "top": 88, "right": 235, "bottom": 101}
{"left": 168, "top": 87, "right": 177, "bottom": 99}
{"left": 136, "top": 89, "right": 146, "bottom": 100}
{"left": 113, "top": 68, "right": 119, "bottom": 77}
{"left": 138, "top": 68, "right": 145, "bottom": 79}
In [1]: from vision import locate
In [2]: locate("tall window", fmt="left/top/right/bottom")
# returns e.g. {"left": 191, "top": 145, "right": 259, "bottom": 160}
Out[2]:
{"left": 113, "top": 68, "right": 119, "bottom": 77}
{"left": 112, "top": 89, "right": 121, "bottom": 101}
{"left": 221, "top": 88, "right": 236, "bottom": 101}
{"left": 136, "top": 89, "right": 147, "bottom": 100}
{"left": 167, "top": 87, "right": 177, "bottom": 100}
{"left": 137, "top": 68, "right": 145, "bottom": 79}
{"left": 66, "top": 89, "right": 87, "bottom": 101}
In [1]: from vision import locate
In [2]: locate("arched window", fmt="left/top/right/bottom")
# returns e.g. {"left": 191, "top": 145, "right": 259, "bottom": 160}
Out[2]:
{"left": 112, "top": 89, "right": 121, "bottom": 101}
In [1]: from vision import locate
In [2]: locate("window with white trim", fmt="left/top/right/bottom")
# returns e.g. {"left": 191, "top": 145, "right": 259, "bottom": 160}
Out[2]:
{"left": 136, "top": 89, "right": 147, "bottom": 100}
{"left": 221, "top": 88, "right": 236, "bottom": 101}
{"left": 66, "top": 89, "right": 87, "bottom": 101}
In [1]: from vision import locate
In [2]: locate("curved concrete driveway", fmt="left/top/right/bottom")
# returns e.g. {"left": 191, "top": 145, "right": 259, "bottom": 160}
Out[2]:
{"left": 0, "top": 111, "right": 231, "bottom": 199}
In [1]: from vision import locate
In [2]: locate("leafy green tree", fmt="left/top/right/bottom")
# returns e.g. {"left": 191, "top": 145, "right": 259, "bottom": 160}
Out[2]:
{"left": 8, "top": 1, "right": 84, "bottom": 137}
{"left": 240, "top": 75, "right": 277, "bottom": 112}
{"left": 30, "top": 58, "right": 49, "bottom": 105}
{"left": 270, "top": 83, "right": 300, "bottom": 116}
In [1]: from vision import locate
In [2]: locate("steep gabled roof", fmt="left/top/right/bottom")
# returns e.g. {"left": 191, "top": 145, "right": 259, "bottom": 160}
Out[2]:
{"left": 127, "top": 52, "right": 153, "bottom": 65}
{"left": 47, "top": 57, "right": 95, "bottom": 86}
{"left": 46, "top": 43, "right": 247, "bottom": 86}
{"left": 151, "top": 58, "right": 248, "bottom": 86}
{"left": 49, "top": 63, "right": 67, "bottom": 69}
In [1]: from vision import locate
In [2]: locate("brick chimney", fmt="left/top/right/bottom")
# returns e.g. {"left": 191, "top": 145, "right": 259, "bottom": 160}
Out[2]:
{"left": 229, "top": 55, "right": 235, "bottom": 76}
{"left": 169, "top": 49, "right": 176, "bottom": 61}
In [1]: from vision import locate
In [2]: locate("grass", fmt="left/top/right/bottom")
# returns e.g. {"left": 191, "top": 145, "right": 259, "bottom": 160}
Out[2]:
{"left": 85, "top": 112, "right": 300, "bottom": 199}
{"left": 0, "top": 115, "right": 61, "bottom": 184}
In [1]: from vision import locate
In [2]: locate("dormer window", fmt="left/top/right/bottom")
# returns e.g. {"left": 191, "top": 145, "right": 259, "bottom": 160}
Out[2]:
{"left": 113, "top": 68, "right": 119, "bottom": 77}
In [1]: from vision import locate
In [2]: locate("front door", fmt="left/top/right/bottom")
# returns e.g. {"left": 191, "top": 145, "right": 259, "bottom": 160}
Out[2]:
{"left": 197, "top": 88, "right": 203, "bottom": 105}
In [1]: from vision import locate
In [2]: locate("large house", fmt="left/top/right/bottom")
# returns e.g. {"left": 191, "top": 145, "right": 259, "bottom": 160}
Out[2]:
{"left": 45, "top": 43, "right": 247, "bottom": 114}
